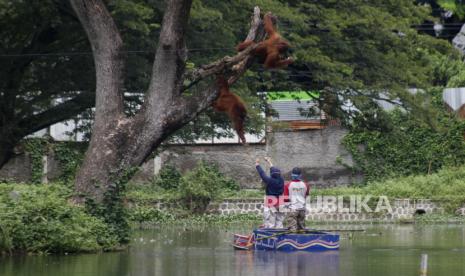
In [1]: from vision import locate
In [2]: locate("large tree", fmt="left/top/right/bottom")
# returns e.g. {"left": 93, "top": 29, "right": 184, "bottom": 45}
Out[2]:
{"left": 70, "top": 0, "right": 267, "bottom": 203}
{"left": 0, "top": 0, "right": 274, "bottom": 169}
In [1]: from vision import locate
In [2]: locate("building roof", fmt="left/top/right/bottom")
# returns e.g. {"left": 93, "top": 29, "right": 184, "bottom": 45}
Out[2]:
{"left": 443, "top": 87, "right": 465, "bottom": 111}
{"left": 266, "top": 91, "right": 322, "bottom": 121}
{"left": 267, "top": 91, "right": 319, "bottom": 101}
{"left": 269, "top": 100, "right": 322, "bottom": 121}
{"left": 265, "top": 91, "right": 331, "bottom": 130}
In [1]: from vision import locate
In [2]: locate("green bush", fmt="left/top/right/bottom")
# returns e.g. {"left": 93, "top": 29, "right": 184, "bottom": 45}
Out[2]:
{"left": 128, "top": 206, "right": 175, "bottom": 225}
{"left": 344, "top": 106, "right": 465, "bottom": 181}
{"left": 0, "top": 183, "right": 118, "bottom": 254}
{"left": 179, "top": 162, "right": 239, "bottom": 213}
{"left": 152, "top": 165, "right": 182, "bottom": 190}
{"left": 126, "top": 162, "right": 241, "bottom": 225}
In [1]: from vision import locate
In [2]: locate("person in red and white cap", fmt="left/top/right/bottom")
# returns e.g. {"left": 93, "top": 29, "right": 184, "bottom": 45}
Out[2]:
{"left": 283, "top": 167, "right": 309, "bottom": 231}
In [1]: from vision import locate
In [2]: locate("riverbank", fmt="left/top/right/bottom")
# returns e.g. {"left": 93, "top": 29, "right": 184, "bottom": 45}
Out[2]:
{"left": 128, "top": 198, "right": 465, "bottom": 228}
{"left": 0, "top": 184, "right": 120, "bottom": 255}
{"left": 127, "top": 165, "right": 465, "bottom": 225}
{"left": 2, "top": 165, "right": 465, "bottom": 254}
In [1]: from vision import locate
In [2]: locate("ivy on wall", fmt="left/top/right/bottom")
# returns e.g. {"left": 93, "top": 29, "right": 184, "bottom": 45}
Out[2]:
{"left": 22, "top": 139, "right": 86, "bottom": 184}
{"left": 23, "top": 139, "right": 49, "bottom": 184}
{"left": 53, "top": 142, "right": 86, "bottom": 183}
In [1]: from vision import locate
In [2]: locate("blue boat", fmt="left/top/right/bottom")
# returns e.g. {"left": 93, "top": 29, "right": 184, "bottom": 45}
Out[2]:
{"left": 233, "top": 229, "right": 340, "bottom": 252}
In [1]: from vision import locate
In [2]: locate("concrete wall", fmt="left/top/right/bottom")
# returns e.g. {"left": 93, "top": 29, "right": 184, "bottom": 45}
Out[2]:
{"left": 0, "top": 126, "right": 360, "bottom": 187}
{"left": 143, "top": 198, "right": 462, "bottom": 222}
{"left": 267, "top": 126, "right": 362, "bottom": 187}
{"left": 156, "top": 144, "right": 267, "bottom": 188}
{"left": 152, "top": 126, "right": 359, "bottom": 188}
{"left": 0, "top": 153, "right": 32, "bottom": 182}
{"left": 207, "top": 198, "right": 450, "bottom": 222}
{"left": 0, "top": 152, "right": 62, "bottom": 183}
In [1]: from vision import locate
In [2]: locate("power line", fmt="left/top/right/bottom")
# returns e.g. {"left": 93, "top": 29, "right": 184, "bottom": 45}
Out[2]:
{"left": 1, "top": 25, "right": 460, "bottom": 59}
{"left": 0, "top": 48, "right": 238, "bottom": 57}
{"left": 0, "top": 38, "right": 440, "bottom": 58}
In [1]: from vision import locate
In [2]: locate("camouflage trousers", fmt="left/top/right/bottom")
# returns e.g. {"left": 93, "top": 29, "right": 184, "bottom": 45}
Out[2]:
{"left": 286, "top": 209, "right": 306, "bottom": 231}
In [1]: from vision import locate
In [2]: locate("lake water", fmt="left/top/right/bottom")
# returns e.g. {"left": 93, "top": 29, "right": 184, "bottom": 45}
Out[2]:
{"left": 1, "top": 224, "right": 465, "bottom": 275}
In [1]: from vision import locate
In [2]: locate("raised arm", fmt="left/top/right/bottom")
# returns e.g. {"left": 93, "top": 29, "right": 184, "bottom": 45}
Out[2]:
{"left": 255, "top": 158, "right": 273, "bottom": 183}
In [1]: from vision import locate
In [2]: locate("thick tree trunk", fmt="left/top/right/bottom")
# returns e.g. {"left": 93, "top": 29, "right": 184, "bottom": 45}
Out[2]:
{"left": 70, "top": 0, "right": 127, "bottom": 202}
{"left": 71, "top": 0, "right": 265, "bottom": 203}
{"left": 0, "top": 138, "right": 15, "bottom": 168}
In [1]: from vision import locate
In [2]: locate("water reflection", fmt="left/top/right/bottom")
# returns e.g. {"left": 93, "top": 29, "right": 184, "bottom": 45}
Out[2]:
{"left": 1, "top": 224, "right": 465, "bottom": 276}
{"left": 234, "top": 250, "right": 339, "bottom": 276}
{"left": 0, "top": 251, "right": 130, "bottom": 276}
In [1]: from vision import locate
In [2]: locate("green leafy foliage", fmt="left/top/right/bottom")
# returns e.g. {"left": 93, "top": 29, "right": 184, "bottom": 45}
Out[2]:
{"left": 128, "top": 207, "right": 260, "bottom": 228}
{"left": 125, "top": 162, "right": 246, "bottom": 227}
{"left": 127, "top": 162, "right": 239, "bottom": 215}
{"left": 126, "top": 185, "right": 171, "bottom": 203}
{"left": 22, "top": 139, "right": 86, "bottom": 184}
{"left": 437, "top": 0, "right": 465, "bottom": 19}
{"left": 85, "top": 167, "right": 139, "bottom": 245}
{"left": 312, "top": 165, "right": 465, "bottom": 213}
{"left": 23, "top": 139, "right": 49, "bottom": 184}
{"left": 0, "top": 0, "right": 95, "bottom": 166}
{"left": 152, "top": 165, "right": 182, "bottom": 190}
{"left": 426, "top": 51, "right": 465, "bottom": 87}
{"left": 343, "top": 90, "right": 465, "bottom": 181}
{"left": 414, "top": 213, "right": 465, "bottom": 223}
{"left": 128, "top": 206, "right": 175, "bottom": 226}
{"left": 52, "top": 142, "right": 86, "bottom": 183}
{"left": 0, "top": 183, "right": 118, "bottom": 254}
{"left": 110, "top": 0, "right": 158, "bottom": 35}
{"left": 1, "top": 0, "right": 460, "bottom": 165}
{"left": 170, "top": 213, "right": 261, "bottom": 226}
{"left": 179, "top": 162, "right": 239, "bottom": 212}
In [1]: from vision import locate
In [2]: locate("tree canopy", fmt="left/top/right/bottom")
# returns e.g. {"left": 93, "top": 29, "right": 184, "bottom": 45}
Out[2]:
{"left": 1, "top": 0, "right": 464, "bottom": 167}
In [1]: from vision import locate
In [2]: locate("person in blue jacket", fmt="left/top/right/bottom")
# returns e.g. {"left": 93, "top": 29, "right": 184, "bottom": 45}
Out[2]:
{"left": 255, "top": 156, "right": 285, "bottom": 228}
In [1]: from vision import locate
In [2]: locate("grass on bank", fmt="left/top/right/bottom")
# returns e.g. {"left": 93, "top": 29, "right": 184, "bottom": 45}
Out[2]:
{"left": 129, "top": 165, "right": 465, "bottom": 206}
{"left": 311, "top": 165, "right": 465, "bottom": 211}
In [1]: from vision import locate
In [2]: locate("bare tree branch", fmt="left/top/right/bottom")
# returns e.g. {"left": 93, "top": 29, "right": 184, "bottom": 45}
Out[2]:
{"left": 177, "top": 7, "right": 265, "bottom": 121}
{"left": 17, "top": 91, "right": 94, "bottom": 134}
{"left": 182, "top": 45, "right": 257, "bottom": 92}
{"left": 183, "top": 7, "right": 265, "bottom": 91}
